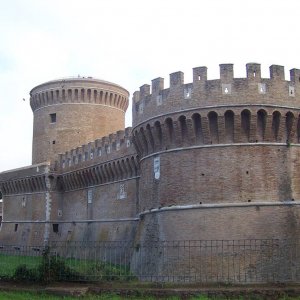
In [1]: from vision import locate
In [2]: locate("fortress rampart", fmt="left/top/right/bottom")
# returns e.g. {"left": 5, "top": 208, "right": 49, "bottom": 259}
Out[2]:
{"left": 56, "top": 127, "right": 139, "bottom": 193}
{"left": 1, "top": 63, "right": 300, "bottom": 282}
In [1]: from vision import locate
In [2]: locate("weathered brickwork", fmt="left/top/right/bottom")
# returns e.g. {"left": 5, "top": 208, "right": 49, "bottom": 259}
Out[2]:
{"left": 1, "top": 63, "right": 300, "bottom": 282}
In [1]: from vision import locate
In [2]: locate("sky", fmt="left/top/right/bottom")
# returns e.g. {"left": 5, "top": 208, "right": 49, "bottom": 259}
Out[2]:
{"left": 1, "top": 0, "right": 300, "bottom": 172}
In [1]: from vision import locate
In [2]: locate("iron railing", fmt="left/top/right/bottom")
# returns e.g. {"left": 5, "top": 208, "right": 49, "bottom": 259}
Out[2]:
{"left": 0, "top": 239, "right": 299, "bottom": 283}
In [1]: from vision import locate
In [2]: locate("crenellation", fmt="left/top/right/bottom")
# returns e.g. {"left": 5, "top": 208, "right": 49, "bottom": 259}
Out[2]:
{"left": 140, "top": 84, "right": 150, "bottom": 99}
{"left": 193, "top": 66, "right": 207, "bottom": 83}
{"left": 132, "top": 63, "right": 300, "bottom": 126}
{"left": 290, "top": 68, "right": 300, "bottom": 84}
{"left": 151, "top": 77, "right": 164, "bottom": 94}
{"left": 133, "top": 91, "right": 140, "bottom": 103}
{"left": 219, "top": 63, "right": 234, "bottom": 82}
{"left": 170, "top": 71, "right": 184, "bottom": 87}
{"left": 57, "top": 127, "right": 134, "bottom": 172}
{"left": 270, "top": 65, "right": 285, "bottom": 80}
{"left": 246, "top": 63, "right": 261, "bottom": 80}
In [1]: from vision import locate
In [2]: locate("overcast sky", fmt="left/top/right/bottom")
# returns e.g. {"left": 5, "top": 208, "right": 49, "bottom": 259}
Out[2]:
{"left": 1, "top": 0, "right": 300, "bottom": 172}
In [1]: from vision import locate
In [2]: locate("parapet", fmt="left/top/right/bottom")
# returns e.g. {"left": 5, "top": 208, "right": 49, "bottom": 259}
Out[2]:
{"left": 132, "top": 63, "right": 300, "bottom": 126}
{"left": 0, "top": 163, "right": 52, "bottom": 196}
{"left": 56, "top": 127, "right": 134, "bottom": 172}
{"left": 30, "top": 77, "right": 129, "bottom": 112}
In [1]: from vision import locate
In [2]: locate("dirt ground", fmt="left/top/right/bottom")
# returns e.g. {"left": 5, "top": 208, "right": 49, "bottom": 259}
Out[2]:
{"left": 1, "top": 281, "right": 300, "bottom": 299}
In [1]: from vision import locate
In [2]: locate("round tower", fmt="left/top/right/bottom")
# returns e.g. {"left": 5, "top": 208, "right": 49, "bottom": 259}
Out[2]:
{"left": 132, "top": 63, "right": 300, "bottom": 243}
{"left": 30, "top": 77, "right": 129, "bottom": 164}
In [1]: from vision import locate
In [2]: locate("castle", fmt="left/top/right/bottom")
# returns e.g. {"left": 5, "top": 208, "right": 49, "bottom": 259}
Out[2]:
{"left": 1, "top": 63, "right": 300, "bottom": 280}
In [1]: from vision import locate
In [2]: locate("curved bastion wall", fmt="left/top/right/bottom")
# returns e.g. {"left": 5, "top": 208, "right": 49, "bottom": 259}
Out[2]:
{"left": 131, "top": 63, "right": 300, "bottom": 245}
{"left": 30, "top": 77, "right": 129, "bottom": 164}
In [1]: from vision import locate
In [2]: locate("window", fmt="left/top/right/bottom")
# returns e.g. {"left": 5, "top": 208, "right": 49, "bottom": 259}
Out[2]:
{"left": 52, "top": 224, "right": 59, "bottom": 233}
{"left": 14, "top": 224, "right": 18, "bottom": 232}
{"left": 50, "top": 113, "right": 56, "bottom": 123}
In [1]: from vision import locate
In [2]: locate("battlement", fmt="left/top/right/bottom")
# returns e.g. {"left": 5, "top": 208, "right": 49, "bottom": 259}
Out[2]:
{"left": 30, "top": 77, "right": 129, "bottom": 112}
{"left": 0, "top": 163, "right": 52, "bottom": 196}
{"left": 57, "top": 127, "right": 134, "bottom": 172}
{"left": 133, "top": 63, "right": 300, "bottom": 126}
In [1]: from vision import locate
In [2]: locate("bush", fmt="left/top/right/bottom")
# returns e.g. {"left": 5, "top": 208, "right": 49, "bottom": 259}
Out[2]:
{"left": 38, "top": 247, "right": 79, "bottom": 282}
{"left": 13, "top": 247, "right": 79, "bottom": 283}
{"left": 89, "top": 261, "right": 135, "bottom": 281}
{"left": 13, "top": 264, "right": 39, "bottom": 282}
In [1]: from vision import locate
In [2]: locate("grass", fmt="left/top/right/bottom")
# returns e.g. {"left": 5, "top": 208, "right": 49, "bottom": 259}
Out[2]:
{"left": 0, "top": 254, "right": 42, "bottom": 277}
{"left": 0, "top": 292, "right": 241, "bottom": 300}
{"left": 0, "top": 291, "right": 181, "bottom": 300}
{"left": 0, "top": 292, "right": 300, "bottom": 300}
{"left": 0, "top": 252, "right": 134, "bottom": 282}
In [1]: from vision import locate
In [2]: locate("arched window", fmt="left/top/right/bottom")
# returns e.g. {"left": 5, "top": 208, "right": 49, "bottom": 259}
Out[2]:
{"left": 208, "top": 111, "right": 219, "bottom": 143}
{"left": 272, "top": 111, "right": 281, "bottom": 141}
{"left": 192, "top": 113, "right": 203, "bottom": 143}
{"left": 286, "top": 112, "right": 295, "bottom": 142}
{"left": 257, "top": 109, "right": 267, "bottom": 140}
{"left": 225, "top": 110, "right": 234, "bottom": 142}
{"left": 241, "top": 109, "right": 251, "bottom": 141}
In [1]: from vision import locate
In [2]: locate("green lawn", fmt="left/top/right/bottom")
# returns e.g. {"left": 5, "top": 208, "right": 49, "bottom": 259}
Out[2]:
{"left": 0, "top": 254, "right": 42, "bottom": 277}
{"left": 0, "top": 253, "right": 133, "bottom": 281}
{"left": 0, "top": 292, "right": 299, "bottom": 300}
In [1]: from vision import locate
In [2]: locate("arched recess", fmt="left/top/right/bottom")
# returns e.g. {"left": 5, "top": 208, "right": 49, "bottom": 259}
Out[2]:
{"left": 272, "top": 111, "right": 281, "bottom": 141}
{"left": 241, "top": 109, "right": 251, "bottom": 142}
{"left": 257, "top": 109, "right": 267, "bottom": 141}
{"left": 297, "top": 115, "right": 300, "bottom": 143}
{"left": 165, "top": 118, "right": 174, "bottom": 147}
{"left": 104, "top": 92, "right": 108, "bottom": 105}
{"left": 286, "top": 112, "right": 295, "bottom": 142}
{"left": 81, "top": 89, "right": 85, "bottom": 102}
{"left": 154, "top": 121, "right": 163, "bottom": 151}
{"left": 126, "top": 157, "right": 133, "bottom": 178}
{"left": 208, "top": 111, "right": 219, "bottom": 143}
{"left": 146, "top": 124, "right": 155, "bottom": 152}
{"left": 132, "top": 131, "right": 143, "bottom": 156}
{"left": 140, "top": 127, "right": 148, "bottom": 155}
{"left": 100, "top": 165, "right": 107, "bottom": 183}
{"left": 93, "top": 90, "right": 98, "bottom": 103}
{"left": 109, "top": 93, "right": 113, "bottom": 106}
{"left": 224, "top": 110, "right": 234, "bottom": 143}
{"left": 130, "top": 156, "right": 138, "bottom": 177}
{"left": 192, "top": 113, "right": 203, "bottom": 144}
{"left": 178, "top": 115, "right": 188, "bottom": 145}
{"left": 99, "top": 91, "right": 103, "bottom": 104}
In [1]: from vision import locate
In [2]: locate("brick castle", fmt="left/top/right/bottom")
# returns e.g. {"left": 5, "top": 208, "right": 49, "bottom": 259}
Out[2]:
{"left": 1, "top": 63, "right": 300, "bottom": 279}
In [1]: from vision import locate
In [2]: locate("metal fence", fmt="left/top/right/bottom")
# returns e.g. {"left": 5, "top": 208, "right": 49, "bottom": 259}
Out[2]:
{"left": 0, "top": 239, "right": 299, "bottom": 283}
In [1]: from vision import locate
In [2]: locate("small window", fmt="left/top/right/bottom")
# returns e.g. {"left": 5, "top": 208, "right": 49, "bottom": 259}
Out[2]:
{"left": 14, "top": 224, "right": 18, "bottom": 232}
{"left": 53, "top": 224, "right": 59, "bottom": 233}
{"left": 52, "top": 140, "right": 56, "bottom": 144}
{"left": 50, "top": 113, "right": 56, "bottom": 123}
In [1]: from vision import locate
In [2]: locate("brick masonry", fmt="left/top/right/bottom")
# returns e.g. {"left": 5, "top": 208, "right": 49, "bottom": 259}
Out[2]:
{"left": 1, "top": 64, "right": 300, "bottom": 281}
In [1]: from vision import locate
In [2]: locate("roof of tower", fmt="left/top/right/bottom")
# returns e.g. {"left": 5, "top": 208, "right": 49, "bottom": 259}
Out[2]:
{"left": 30, "top": 76, "right": 129, "bottom": 96}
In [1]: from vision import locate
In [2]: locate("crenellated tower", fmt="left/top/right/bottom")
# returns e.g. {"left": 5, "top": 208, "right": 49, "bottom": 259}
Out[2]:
{"left": 132, "top": 63, "right": 300, "bottom": 244}
{"left": 30, "top": 77, "right": 129, "bottom": 164}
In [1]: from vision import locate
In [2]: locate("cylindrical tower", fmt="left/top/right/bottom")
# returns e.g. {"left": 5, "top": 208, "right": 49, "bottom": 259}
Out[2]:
{"left": 130, "top": 63, "right": 300, "bottom": 281}
{"left": 30, "top": 77, "right": 129, "bottom": 164}
{"left": 132, "top": 63, "right": 300, "bottom": 242}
